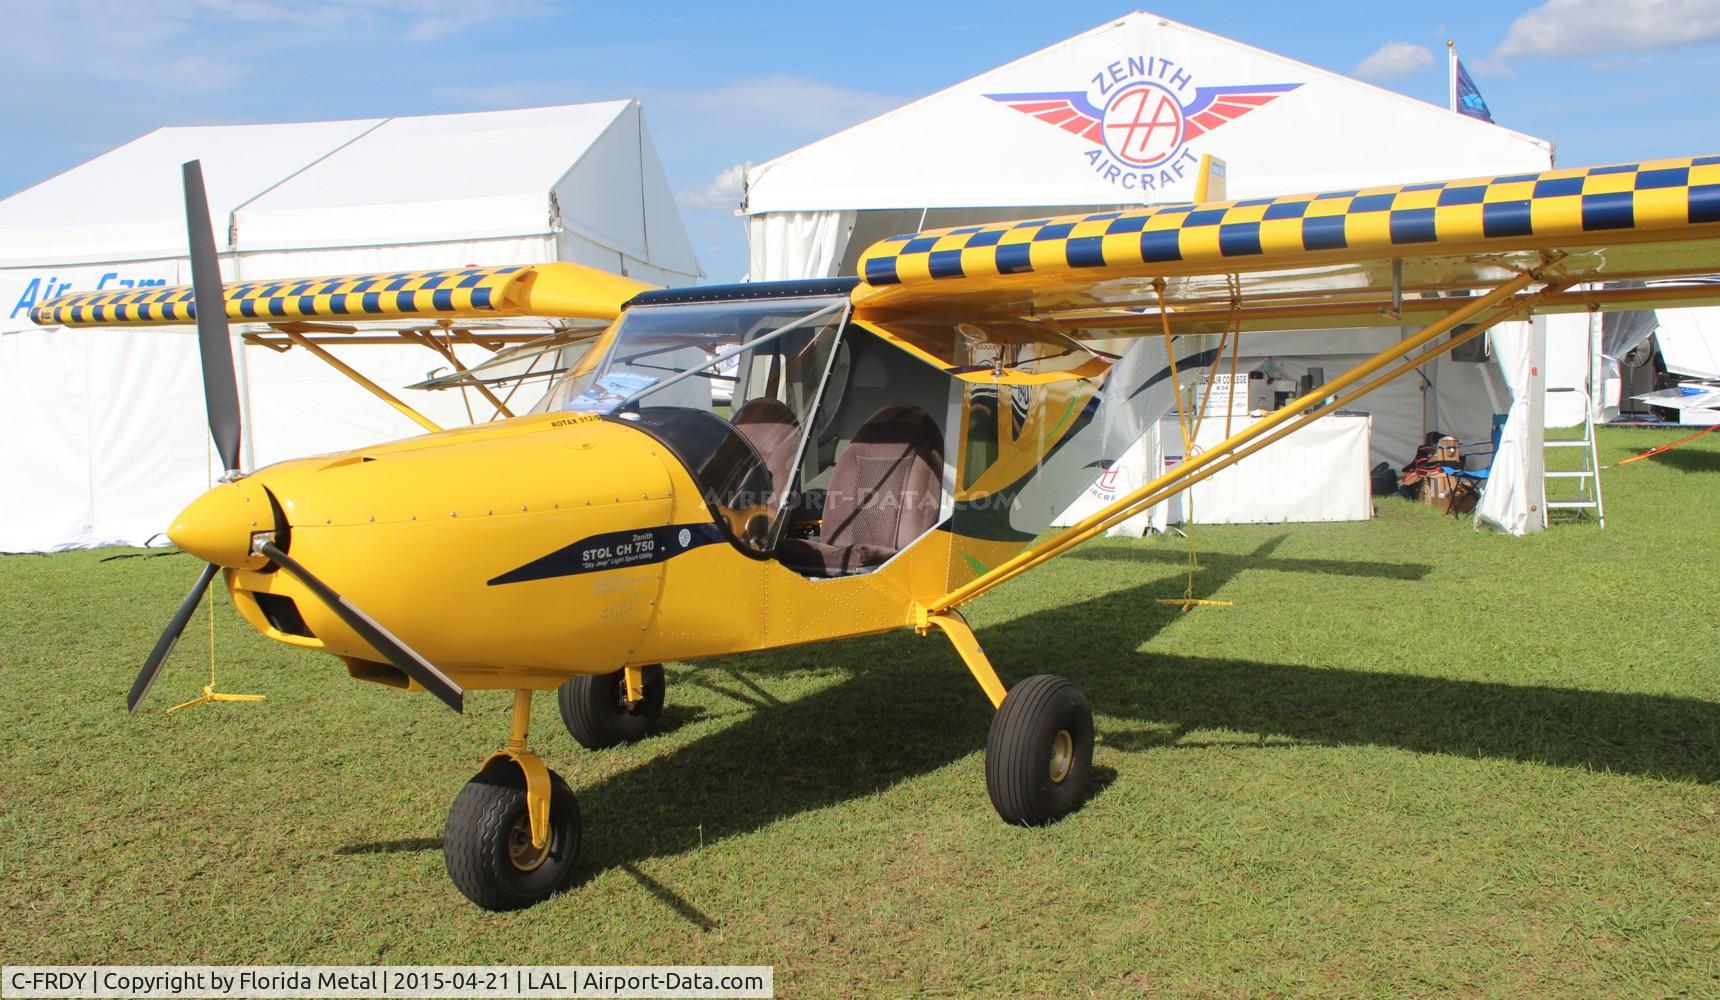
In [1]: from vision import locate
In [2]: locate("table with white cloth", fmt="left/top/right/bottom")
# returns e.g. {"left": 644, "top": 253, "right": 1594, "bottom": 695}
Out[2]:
{"left": 1153, "top": 412, "right": 1373, "bottom": 526}
{"left": 1056, "top": 412, "right": 1374, "bottom": 536}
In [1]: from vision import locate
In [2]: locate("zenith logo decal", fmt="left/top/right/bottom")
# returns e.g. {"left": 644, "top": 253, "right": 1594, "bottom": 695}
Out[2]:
{"left": 985, "top": 55, "right": 1301, "bottom": 193}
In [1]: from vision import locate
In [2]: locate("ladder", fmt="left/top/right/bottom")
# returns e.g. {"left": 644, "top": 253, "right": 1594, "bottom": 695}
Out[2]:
{"left": 1542, "top": 387, "right": 1606, "bottom": 528}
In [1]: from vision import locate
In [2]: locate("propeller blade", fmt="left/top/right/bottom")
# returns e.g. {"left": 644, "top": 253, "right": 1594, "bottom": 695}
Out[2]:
{"left": 257, "top": 541, "right": 464, "bottom": 713}
{"left": 129, "top": 562, "right": 220, "bottom": 713}
{"left": 182, "top": 159, "right": 243, "bottom": 476}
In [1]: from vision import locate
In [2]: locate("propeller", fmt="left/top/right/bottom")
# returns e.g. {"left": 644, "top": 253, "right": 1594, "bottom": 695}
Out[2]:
{"left": 182, "top": 160, "right": 243, "bottom": 478}
{"left": 127, "top": 160, "right": 465, "bottom": 715}
{"left": 126, "top": 160, "right": 242, "bottom": 713}
{"left": 128, "top": 562, "right": 220, "bottom": 713}
{"left": 258, "top": 541, "right": 464, "bottom": 712}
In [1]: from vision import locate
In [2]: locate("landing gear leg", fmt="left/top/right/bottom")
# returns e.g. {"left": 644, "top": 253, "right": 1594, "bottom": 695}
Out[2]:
{"left": 918, "top": 609, "right": 1093, "bottom": 826}
{"left": 444, "top": 689, "right": 582, "bottom": 910}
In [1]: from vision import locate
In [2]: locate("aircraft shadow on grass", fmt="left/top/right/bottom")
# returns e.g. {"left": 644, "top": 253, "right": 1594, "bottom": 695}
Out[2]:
{"left": 339, "top": 536, "right": 1717, "bottom": 919}
{"left": 573, "top": 535, "right": 1714, "bottom": 858}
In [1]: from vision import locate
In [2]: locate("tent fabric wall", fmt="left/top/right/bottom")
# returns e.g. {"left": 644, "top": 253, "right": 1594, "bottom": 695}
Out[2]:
{"left": 1538, "top": 305, "right": 1661, "bottom": 426}
{"left": 1542, "top": 312, "right": 1596, "bottom": 427}
{"left": 1654, "top": 307, "right": 1720, "bottom": 379}
{"left": 747, "top": 203, "right": 1141, "bottom": 282}
{"left": 1, "top": 102, "right": 700, "bottom": 552}
{"left": 745, "top": 210, "right": 855, "bottom": 282}
{"left": 1475, "top": 320, "right": 1540, "bottom": 536}
{"left": 0, "top": 325, "right": 209, "bottom": 551}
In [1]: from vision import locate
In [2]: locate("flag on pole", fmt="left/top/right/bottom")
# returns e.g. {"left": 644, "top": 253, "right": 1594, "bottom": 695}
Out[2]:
{"left": 1448, "top": 40, "right": 1495, "bottom": 123}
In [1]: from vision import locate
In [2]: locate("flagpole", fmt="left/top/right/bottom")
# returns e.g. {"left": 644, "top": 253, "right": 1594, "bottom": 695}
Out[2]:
{"left": 1447, "top": 40, "right": 1457, "bottom": 113}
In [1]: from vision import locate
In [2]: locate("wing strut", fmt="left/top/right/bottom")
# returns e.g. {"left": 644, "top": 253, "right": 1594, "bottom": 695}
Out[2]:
{"left": 925, "top": 262, "right": 1570, "bottom": 615}
{"left": 279, "top": 329, "right": 444, "bottom": 434}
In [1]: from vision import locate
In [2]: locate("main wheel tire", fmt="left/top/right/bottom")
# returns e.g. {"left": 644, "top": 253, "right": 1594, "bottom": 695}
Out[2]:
{"left": 985, "top": 674, "right": 1094, "bottom": 826}
{"left": 557, "top": 665, "right": 665, "bottom": 750}
{"left": 444, "top": 762, "right": 581, "bottom": 911}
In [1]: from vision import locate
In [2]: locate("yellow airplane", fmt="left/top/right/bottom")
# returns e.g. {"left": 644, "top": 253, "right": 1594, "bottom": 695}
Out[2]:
{"left": 35, "top": 155, "right": 1720, "bottom": 909}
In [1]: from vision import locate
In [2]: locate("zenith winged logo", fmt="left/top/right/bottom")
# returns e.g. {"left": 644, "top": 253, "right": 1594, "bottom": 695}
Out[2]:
{"left": 986, "top": 55, "right": 1301, "bottom": 193}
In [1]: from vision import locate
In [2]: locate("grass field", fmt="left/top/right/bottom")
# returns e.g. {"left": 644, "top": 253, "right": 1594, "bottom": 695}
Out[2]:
{"left": 1, "top": 425, "right": 1716, "bottom": 997}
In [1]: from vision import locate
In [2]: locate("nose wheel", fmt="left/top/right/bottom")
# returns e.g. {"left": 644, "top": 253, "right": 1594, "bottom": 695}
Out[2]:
{"left": 443, "top": 688, "right": 582, "bottom": 910}
{"left": 444, "top": 759, "right": 582, "bottom": 910}
{"left": 557, "top": 664, "right": 665, "bottom": 749}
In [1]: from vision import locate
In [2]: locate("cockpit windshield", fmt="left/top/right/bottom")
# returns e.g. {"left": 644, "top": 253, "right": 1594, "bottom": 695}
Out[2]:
{"left": 538, "top": 295, "right": 851, "bottom": 554}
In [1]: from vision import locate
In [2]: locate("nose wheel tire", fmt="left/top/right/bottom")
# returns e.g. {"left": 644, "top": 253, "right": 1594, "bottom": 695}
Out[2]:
{"left": 557, "top": 665, "right": 666, "bottom": 750}
{"left": 985, "top": 674, "right": 1094, "bottom": 826}
{"left": 444, "top": 761, "right": 581, "bottom": 911}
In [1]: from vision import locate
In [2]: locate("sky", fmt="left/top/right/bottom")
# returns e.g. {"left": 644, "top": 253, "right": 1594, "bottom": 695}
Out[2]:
{"left": 5, "top": 0, "right": 1720, "bottom": 281}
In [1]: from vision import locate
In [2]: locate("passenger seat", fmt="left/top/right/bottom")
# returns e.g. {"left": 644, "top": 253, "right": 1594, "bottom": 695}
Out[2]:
{"left": 732, "top": 397, "right": 802, "bottom": 510}
{"left": 778, "top": 404, "right": 943, "bottom": 576}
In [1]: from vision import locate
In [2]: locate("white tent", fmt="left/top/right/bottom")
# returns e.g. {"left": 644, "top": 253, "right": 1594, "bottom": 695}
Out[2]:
{"left": 743, "top": 11, "right": 1550, "bottom": 281}
{"left": 0, "top": 102, "right": 700, "bottom": 552}
{"left": 743, "top": 11, "right": 1554, "bottom": 527}
{"left": 1655, "top": 307, "right": 1720, "bottom": 380}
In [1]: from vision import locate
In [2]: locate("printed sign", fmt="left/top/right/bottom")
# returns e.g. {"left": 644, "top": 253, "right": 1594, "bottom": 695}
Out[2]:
{"left": 987, "top": 55, "right": 1301, "bottom": 193}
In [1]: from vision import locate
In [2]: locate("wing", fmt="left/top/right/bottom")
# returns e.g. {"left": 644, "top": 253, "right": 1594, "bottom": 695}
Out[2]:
{"left": 853, "top": 154, "right": 1720, "bottom": 340}
{"left": 1180, "top": 83, "right": 1302, "bottom": 140}
{"left": 984, "top": 90, "right": 1106, "bottom": 144}
{"left": 30, "top": 261, "right": 653, "bottom": 330}
{"left": 871, "top": 155, "right": 1720, "bottom": 610}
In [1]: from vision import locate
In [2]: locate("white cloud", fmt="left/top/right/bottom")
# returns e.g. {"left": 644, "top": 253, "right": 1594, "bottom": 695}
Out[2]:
{"left": 1354, "top": 41, "right": 1435, "bottom": 80}
{"left": 1496, "top": 0, "right": 1720, "bottom": 58}
{"left": 677, "top": 164, "right": 747, "bottom": 209}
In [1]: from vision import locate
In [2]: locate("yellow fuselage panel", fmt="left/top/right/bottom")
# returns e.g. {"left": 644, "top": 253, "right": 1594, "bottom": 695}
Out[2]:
{"left": 207, "top": 407, "right": 958, "bottom": 690}
{"left": 209, "top": 406, "right": 969, "bottom": 687}
{"left": 252, "top": 413, "right": 666, "bottom": 527}
{"left": 225, "top": 414, "right": 677, "bottom": 686}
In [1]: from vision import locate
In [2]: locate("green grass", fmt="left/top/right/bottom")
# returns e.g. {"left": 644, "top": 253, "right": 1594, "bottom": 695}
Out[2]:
{"left": 2, "top": 426, "right": 1717, "bottom": 998}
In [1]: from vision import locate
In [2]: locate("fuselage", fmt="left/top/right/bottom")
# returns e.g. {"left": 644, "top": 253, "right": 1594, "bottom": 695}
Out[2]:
{"left": 164, "top": 280, "right": 1116, "bottom": 696}
{"left": 181, "top": 410, "right": 954, "bottom": 693}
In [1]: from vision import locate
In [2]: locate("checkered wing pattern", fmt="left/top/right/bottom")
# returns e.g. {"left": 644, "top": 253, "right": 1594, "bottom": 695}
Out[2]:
{"left": 32, "top": 265, "right": 531, "bottom": 328}
{"left": 858, "top": 155, "right": 1720, "bottom": 290}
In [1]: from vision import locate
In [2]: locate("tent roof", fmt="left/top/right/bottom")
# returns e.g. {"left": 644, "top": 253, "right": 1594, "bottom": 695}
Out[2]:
{"left": 0, "top": 118, "right": 383, "bottom": 266}
{"left": 0, "top": 102, "right": 700, "bottom": 278}
{"left": 744, "top": 11, "right": 1553, "bottom": 214}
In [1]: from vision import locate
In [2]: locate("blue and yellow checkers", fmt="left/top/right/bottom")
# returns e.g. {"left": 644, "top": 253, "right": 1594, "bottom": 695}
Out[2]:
{"left": 31, "top": 261, "right": 654, "bottom": 329}
{"left": 855, "top": 155, "right": 1720, "bottom": 290}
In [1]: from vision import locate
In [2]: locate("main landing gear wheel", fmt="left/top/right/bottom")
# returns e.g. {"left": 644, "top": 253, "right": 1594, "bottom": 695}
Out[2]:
{"left": 444, "top": 761, "right": 581, "bottom": 911}
{"left": 985, "top": 674, "right": 1094, "bottom": 826}
{"left": 557, "top": 665, "right": 665, "bottom": 750}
